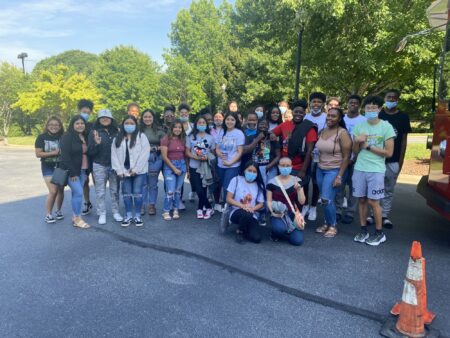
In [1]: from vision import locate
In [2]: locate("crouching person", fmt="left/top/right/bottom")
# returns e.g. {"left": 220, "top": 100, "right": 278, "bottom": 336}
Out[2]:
{"left": 266, "top": 157, "right": 306, "bottom": 246}
{"left": 226, "top": 161, "right": 265, "bottom": 243}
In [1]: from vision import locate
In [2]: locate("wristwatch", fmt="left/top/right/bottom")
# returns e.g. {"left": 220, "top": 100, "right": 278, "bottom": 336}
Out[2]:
{"left": 366, "top": 145, "right": 372, "bottom": 151}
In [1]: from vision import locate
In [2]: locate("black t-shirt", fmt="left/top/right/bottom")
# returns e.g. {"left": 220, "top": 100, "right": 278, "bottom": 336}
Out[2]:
{"left": 35, "top": 132, "right": 61, "bottom": 168}
{"left": 379, "top": 110, "right": 412, "bottom": 163}
{"left": 252, "top": 137, "right": 280, "bottom": 165}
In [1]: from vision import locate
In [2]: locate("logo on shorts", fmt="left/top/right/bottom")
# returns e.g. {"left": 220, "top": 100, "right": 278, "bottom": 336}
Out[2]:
{"left": 372, "top": 188, "right": 384, "bottom": 195}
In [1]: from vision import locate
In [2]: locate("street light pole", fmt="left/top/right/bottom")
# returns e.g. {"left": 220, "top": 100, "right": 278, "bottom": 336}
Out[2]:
{"left": 294, "top": 28, "right": 304, "bottom": 100}
{"left": 17, "top": 52, "right": 28, "bottom": 74}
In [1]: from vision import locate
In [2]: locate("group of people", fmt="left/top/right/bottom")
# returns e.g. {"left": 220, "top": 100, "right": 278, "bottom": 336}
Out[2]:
{"left": 35, "top": 89, "right": 411, "bottom": 247}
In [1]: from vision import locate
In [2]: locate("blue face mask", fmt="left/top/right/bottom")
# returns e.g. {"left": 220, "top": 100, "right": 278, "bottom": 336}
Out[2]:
{"left": 280, "top": 107, "right": 287, "bottom": 114}
{"left": 385, "top": 101, "right": 398, "bottom": 110}
{"left": 180, "top": 116, "right": 189, "bottom": 123}
{"left": 311, "top": 108, "right": 322, "bottom": 116}
{"left": 80, "top": 112, "right": 90, "bottom": 122}
{"left": 255, "top": 111, "right": 264, "bottom": 119}
{"left": 197, "top": 125, "right": 207, "bottom": 132}
{"left": 245, "top": 171, "right": 257, "bottom": 182}
{"left": 279, "top": 166, "right": 292, "bottom": 176}
{"left": 365, "top": 111, "right": 379, "bottom": 121}
{"left": 124, "top": 124, "right": 136, "bottom": 134}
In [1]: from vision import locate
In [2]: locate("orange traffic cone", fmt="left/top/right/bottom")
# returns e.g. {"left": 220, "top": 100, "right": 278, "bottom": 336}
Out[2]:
{"left": 390, "top": 242, "right": 436, "bottom": 325}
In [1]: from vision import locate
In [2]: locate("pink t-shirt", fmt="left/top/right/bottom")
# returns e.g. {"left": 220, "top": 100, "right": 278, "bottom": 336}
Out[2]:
{"left": 160, "top": 135, "right": 186, "bottom": 160}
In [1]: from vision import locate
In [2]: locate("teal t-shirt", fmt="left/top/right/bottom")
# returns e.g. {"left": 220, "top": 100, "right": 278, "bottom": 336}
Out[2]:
{"left": 354, "top": 120, "right": 396, "bottom": 173}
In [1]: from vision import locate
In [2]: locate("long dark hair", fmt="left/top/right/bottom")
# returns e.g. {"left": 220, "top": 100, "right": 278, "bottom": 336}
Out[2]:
{"left": 168, "top": 120, "right": 186, "bottom": 143}
{"left": 43, "top": 116, "right": 64, "bottom": 137}
{"left": 67, "top": 115, "right": 86, "bottom": 137}
{"left": 140, "top": 109, "right": 160, "bottom": 132}
{"left": 326, "top": 107, "right": 347, "bottom": 156}
{"left": 191, "top": 116, "right": 210, "bottom": 140}
{"left": 115, "top": 115, "right": 139, "bottom": 148}
{"left": 241, "top": 160, "right": 264, "bottom": 193}
{"left": 93, "top": 118, "right": 119, "bottom": 134}
{"left": 222, "top": 112, "right": 241, "bottom": 137}
{"left": 267, "top": 105, "right": 282, "bottom": 124}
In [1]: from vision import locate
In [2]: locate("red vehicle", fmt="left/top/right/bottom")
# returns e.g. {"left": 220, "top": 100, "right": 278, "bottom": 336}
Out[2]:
{"left": 417, "top": 0, "right": 450, "bottom": 219}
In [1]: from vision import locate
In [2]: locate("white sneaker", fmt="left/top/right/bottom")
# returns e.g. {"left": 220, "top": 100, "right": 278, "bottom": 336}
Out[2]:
{"left": 113, "top": 213, "right": 123, "bottom": 222}
{"left": 308, "top": 206, "right": 317, "bottom": 221}
{"left": 204, "top": 208, "right": 214, "bottom": 220}
{"left": 214, "top": 204, "right": 223, "bottom": 213}
{"left": 189, "top": 192, "right": 196, "bottom": 202}
{"left": 343, "top": 197, "right": 348, "bottom": 209}
{"left": 197, "top": 209, "right": 204, "bottom": 219}
{"left": 301, "top": 205, "right": 310, "bottom": 217}
{"left": 98, "top": 214, "right": 106, "bottom": 225}
{"left": 179, "top": 201, "right": 186, "bottom": 210}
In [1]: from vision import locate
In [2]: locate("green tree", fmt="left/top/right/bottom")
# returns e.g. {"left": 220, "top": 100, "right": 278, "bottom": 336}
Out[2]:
{"left": 0, "top": 63, "right": 27, "bottom": 141}
{"left": 33, "top": 50, "right": 99, "bottom": 77}
{"left": 93, "top": 46, "right": 160, "bottom": 117}
{"left": 13, "top": 64, "right": 102, "bottom": 122}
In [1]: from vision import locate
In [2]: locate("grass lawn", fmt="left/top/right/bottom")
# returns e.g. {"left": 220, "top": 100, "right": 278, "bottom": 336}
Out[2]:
{"left": 405, "top": 143, "right": 430, "bottom": 161}
{"left": 6, "top": 136, "right": 35, "bottom": 146}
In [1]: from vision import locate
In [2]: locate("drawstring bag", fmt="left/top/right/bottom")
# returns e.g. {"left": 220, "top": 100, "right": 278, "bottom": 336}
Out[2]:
{"left": 275, "top": 176, "right": 305, "bottom": 230}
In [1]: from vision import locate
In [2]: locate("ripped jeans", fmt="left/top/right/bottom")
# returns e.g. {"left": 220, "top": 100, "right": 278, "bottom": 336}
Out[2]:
{"left": 122, "top": 174, "right": 146, "bottom": 218}
{"left": 163, "top": 160, "right": 186, "bottom": 212}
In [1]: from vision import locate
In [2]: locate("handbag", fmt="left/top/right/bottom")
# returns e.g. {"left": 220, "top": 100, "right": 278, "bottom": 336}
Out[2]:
{"left": 275, "top": 176, "right": 305, "bottom": 230}
{"left": 51, "top": 167, "right": 69, "bottom": 186}
{"left": 219, "top": 176, "right": 239, "bottom": 234}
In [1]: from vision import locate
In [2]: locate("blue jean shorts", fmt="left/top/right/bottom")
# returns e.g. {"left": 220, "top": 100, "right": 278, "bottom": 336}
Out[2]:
{"left": 41, "top": 163, "right": 56, "bottom": 177}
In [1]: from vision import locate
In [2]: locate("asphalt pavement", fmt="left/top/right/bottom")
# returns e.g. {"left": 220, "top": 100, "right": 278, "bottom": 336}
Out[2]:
{"left": 1, "top": 147, "right": 449, "bottom": 338}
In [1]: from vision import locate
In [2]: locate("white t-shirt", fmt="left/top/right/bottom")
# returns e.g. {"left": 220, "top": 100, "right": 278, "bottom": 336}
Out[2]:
{"left": 304, "top": 112, "right": 327, "bottom": 133}
{"left": 216, "top": 128, "right": 245, "bottom": 168}
{"left": 344, "top": 114, "right": 366, "bottom": 138}
{"left": 227, "top": 176, "right": 264, "bottom": 219}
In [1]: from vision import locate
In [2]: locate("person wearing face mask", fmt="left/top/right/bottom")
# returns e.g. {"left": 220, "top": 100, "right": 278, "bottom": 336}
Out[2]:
{"left": 35, "top": 116, "right": 65, "bottom": 224}
{"left": 226, "top": 161, "right": 265, "bottom": 243}
{"left": 254, "top": 104, "right": 265, "bottom": 121}
{"left": 278, "top": 101, "right": 290, "bottom": 122}
{"left": 185, "top": 116, "right": 216, "bottom": 219}
{"left": 352, "top": 96, "right": 395, "bottom": 246}
{"left": 88, "top": 109, "right": 122, "bottom": 225}
{"left": 77, "top": 99, "right": 95, "bottom": 217}
{"left": 199, "top": 106, "right": 214, "bottom": 131}
{"left": 178, "top": 103, "right": 194, "bottom": 207}
{"left": 266, "top": 157, "right": 306, "bottom": 246}
{"left": 303, "top": 92, "right": 327, "bottom": 222}
{"left": 241, "top": 111, "right": 260, "bottom": 171}
{"left": 210, "top": 111, "right": 225, "bottom": 212}
{"left": 111, "top": 115, "right": 150, "bottom": 227}
{"left": 373, "top": 89, "right": 411, "bottom": 229}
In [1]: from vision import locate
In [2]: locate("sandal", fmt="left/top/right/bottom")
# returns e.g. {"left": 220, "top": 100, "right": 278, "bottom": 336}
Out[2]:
{"left": 315, "top": 225, "right": 329, "bottom": 233}
{"left": 324, "top": 227, "right": 338, "bottom": 238}
{"left": 140, "top": 206, "right": 145, "bottom": 216}
{"left": 148, "top": 205, "right": 156, "bottom": 215}
{"left": 72, "top": 218, "right": 90, "bottom": 229}
{"left": 162, "top": 212, "right": 172, "bottom": 221}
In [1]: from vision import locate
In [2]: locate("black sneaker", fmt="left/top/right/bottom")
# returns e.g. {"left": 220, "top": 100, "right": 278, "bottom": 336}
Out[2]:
{"left": 336, "top": 213, "right": 342, "bottom": 223}
{"left": 366, "top": 232, "right": 386, "bottom": 246}
{"left": 235, "top": 230, "right": 245, "bottom": 244}
{"left": 134, "top": 217, "right": 144, "bottom": 227}
{"left": 382, "top": 218, "right": 393, "bottom": 229}
{"left": 342, "top": 215, "right": 354, "bottom": 224}
{"left": 366, "top": 216, "right": 374, "bottom": 226}
{"left": 82, "top": 202, "right": 93, "bottom": 216}
{"left": 45, "top": 214, "right": 56, "bottom": 224}
{"left": 121, "top": 217, "right": 132, "bottom": 227}
{"left": 353, "top": 231, "right": 369, "bottom": 243}
{"left": 55, "top": 211, "right": 64, "bottom": 220}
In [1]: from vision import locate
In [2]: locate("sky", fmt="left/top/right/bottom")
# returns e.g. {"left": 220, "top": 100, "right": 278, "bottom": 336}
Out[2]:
{"left": 0, "top": 0, "right": 229, "bottom": 72}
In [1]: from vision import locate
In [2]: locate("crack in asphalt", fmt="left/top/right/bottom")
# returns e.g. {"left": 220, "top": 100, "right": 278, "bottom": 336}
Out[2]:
{"left": 92, "top": 226, "right": 388, "bottom": 324}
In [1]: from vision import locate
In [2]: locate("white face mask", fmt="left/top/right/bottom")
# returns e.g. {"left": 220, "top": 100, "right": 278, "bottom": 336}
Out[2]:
{"left": 255, "top": 110, "right": 264, "bottom": 119}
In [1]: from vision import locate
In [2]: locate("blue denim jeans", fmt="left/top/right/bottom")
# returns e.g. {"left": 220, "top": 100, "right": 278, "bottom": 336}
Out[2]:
{"left": 271, "top": 216, "right": 304, "bottom": 246}
{"left": 67, "top": 169, "right": 87, "bottom": 217}
{"left": 122, "top": 174, "right": 146, "bottom": 218}
{"left": 217, "top": 166, "right": 241, "bottom": 201}
{"left": 143, "top": 152, "right": 163, "bottom": 206}
{"left": 259, "top": 165, "right": 277, "bottom": 187}
{"left": 316, "top": 167, "right": 344, "bottom": 227}
{"left": 163, "top": 160, "right": 186, "bottom": 212}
